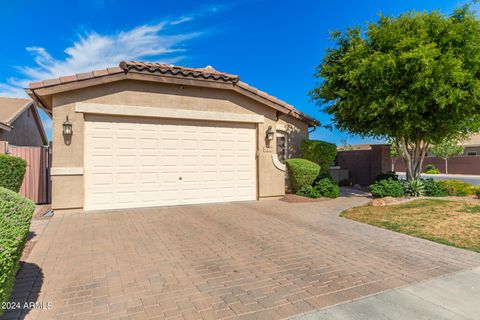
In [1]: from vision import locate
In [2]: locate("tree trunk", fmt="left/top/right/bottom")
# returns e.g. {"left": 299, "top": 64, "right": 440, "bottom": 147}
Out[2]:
{"left": 394, "top": 138, "right": 429, "bottom": 181}
{"left": 445, "top": 158, "right": 448, "bottom": 174}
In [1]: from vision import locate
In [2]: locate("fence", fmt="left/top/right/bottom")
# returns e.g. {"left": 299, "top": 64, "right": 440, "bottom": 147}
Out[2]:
{"left": 336, "top": 145, "right": 392, "bottom": 186}
{"left": 0, "top": 141, "right": 51, "bottom": 204}
{"left": 394, "top": 156, "right": 480, "bottom": 175}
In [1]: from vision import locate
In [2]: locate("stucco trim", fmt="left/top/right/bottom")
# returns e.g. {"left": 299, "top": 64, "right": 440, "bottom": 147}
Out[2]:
{"left": 0, "top": 123, "right": 12, "bottom": 131}
{"left": 51, "top": 167, "right": 84, "bottom": 176}
{"left": 272, "top": 154, "right": 286, "bottom": 171}
{"left": 75, "top": 102, "right": 265, "bottom": 123}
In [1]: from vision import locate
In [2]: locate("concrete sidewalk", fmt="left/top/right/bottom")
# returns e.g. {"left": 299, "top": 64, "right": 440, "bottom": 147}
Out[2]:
{"left": 295, "top": 266, "right": 480, "bottom": 320}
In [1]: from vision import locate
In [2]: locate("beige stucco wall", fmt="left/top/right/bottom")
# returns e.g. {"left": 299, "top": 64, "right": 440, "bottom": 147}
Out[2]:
{"left": 50, "top": 79, "right": 309, "bottom": 210}
{"left": 0, "top": 106, "right": 45, "bottom": 146}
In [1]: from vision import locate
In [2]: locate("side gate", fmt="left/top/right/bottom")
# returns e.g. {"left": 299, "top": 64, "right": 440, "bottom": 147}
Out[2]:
{"left": 1, "top": 141, "right": 51, "bottom": 204}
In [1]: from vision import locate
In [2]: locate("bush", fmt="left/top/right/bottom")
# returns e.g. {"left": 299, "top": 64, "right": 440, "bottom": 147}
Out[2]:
{"left": 286, "top": 158, "right": 320, "bottom": 191}
{"left": 313, "top": 172, "right": 334, "bottom": 185}
{"left": 403, "top": 179, "right": 425, "bottom": 197}
{"left": 437, "top": 180, "right": 477, "bottom": 196}
{"left": 315, "top": 178, "right": 340, "bottom": 198}
{"left": 0, "top": 154, "right": 27, "bottom": 192}
{"left": 370, "top": 178, "right": 404, "bottom": 198}
{"left": 296, "top": 185, "right": 321, "bottom": 198}
{"left": 300, "top": 140, "right": 337, "bottom": 173}
{"left": 476, "top": 188, "right": 480, "bottom": 199}
{"left": 0, "top": 187, "right": 34, "bottom": 314}
{"left": 424, "top": 164, "right": 440, "bottom": 174}
{"left": 374, "top": 171, "right": 398, "bottom": 182}
{"left": 422, "top": 178, "right": 448, "bottom": 197}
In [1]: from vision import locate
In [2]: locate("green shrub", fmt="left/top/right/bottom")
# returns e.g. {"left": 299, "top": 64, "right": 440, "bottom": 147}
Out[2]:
{"left": 424, "top": 164, "right": 440, "bottom": 174}
{"left": 313, "top": 172, "right": 334, "bottom": 185}
{"left": 0, "top": 154, "right": 27, "bottom": 192}
{"left": 374, "top": 171, "right": 398, "bottom": 182}
{"left": 437, "top": 180, "right": 476, "bottom": 196}
{"left": 296, "top": 185, "right": 321, "bottom": 198}
{"left": 300, "top": 140, "right": 337, "bottom": 173}
{"left": 370, "top": 178, "right": 404, "bottom": 198}
{"left": 0, "top": 187, "right": 34, "bottom": 314}
{"left": 403, "top": 179, "right": 425, "bottom": 197}
{"left": 422, "top": 178, "right": 448, "bottom": 197}
{"left": 286, "top": 158, "right": 320, "bottom": 191}
{"left": 314, "top": 178, "right": 340, "bottom": 198}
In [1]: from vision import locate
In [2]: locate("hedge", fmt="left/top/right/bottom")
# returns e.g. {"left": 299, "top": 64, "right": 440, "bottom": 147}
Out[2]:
{"left": 286, "top": 158, "right": 320, "bottom": 191}
{"left": 0, "top": 187, "right": 34, "bottom": 315}
{"left": 300, "top": 140, "right": 337, "bottom": 173}
{"left": 0, "top": 154, "right": 27, "bottom": 192}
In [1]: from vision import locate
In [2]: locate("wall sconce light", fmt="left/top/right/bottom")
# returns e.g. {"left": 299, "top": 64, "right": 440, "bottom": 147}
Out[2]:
{"left": 63, "top": 116, "right": 73, "bottom": 135}
{"left": 266, "top": 125, "right": 274, "bottom": 141}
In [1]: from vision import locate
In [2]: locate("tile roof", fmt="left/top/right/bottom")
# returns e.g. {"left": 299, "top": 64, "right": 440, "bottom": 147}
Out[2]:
{"left": 119, "top": 61, "right": 240, "bottom": 83}
{"left": 27, "top": 61, "right": 319, "bottom": 126}
{"left": 0, "top": 97, "right": 32, "bottom": 126}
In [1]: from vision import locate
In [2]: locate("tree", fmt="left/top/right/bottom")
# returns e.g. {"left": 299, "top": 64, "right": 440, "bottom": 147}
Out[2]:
{"left": 310, "top": 6, "right": 480, "bottom": 181}
{"left": 429, "top": 139, "right": 464, "bottom": 174}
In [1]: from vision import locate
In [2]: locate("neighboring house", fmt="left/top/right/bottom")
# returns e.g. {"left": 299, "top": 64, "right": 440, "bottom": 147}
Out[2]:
{"left": 461, "top": 133, "right": 480, "bottom": 156}
{"left": 0, "top": 97, "right": 48, "bottom": 146}
{"left": 27, "top": 61, "right": 319, "bottom": 212}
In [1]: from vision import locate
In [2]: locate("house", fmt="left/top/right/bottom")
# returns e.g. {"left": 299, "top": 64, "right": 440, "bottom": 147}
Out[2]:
{"left": 461, "top": 133, "right": 480, "bottom": 156}
{"left": 0, "top": 97, "right": 48, "bottom": 147}
{"left": 26, "top": 61, "right": 319, "bottom": 212}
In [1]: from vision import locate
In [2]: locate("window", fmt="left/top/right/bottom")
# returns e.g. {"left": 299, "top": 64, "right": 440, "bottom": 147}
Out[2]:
{"left": 276, "top": 131, "right": 287, "bottom": 163}
{"left": 467, "top": 151, "right": 477, "bottom": 156}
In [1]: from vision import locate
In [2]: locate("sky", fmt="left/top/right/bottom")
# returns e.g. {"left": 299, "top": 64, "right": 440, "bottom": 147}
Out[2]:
{"left": 0, "top": 0, "right": 473, "bottom": 144}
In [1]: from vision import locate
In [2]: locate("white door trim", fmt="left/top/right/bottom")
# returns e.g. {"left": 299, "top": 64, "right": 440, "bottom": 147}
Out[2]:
{"left": 76, "top": 102, "right": 264, "bottom": 124}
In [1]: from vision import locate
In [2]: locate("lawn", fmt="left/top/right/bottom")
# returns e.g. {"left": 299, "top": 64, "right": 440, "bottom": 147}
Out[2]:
{"left": 341, "top": 199, "right": 480, "bottom": 252}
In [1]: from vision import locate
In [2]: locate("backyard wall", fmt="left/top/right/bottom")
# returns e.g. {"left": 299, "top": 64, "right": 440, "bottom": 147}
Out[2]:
{"left": 336, "top": 144, "right": 392, "bottom": 186}
{"left": 394, "top": 156, "right": 480, "bottom": 175}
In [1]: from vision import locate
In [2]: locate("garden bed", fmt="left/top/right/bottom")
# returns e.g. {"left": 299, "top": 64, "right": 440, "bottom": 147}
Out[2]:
{"left": 281, "top": 194, "right": 330, "bottom": 203}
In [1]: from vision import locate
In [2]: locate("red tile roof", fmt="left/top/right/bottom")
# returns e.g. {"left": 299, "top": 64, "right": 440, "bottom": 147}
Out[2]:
{"left": 27, "top": 61, "right": 319, "bottom": 126}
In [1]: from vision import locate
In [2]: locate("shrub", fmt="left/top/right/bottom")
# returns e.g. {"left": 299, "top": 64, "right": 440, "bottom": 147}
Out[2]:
{"left": 476, "top": 188, "right": 480, "bottom": 199}
{"left": 314, "top": 178, "right": 340, "bottom": 198}
{"left": 300, "top": 140, "right": 337, "bottom": 173}
{"left": 286, "top": 158, "right": 320, "bottom": 191}
{"left": 422, "top": 178, "right": 448, "bottom": 197}
{"left": 437, "top": 180, "right": 477, "bottom": 196}
{"left": 374, "top": 171, "right": 398, "bottom": 182}
{"left": 313, "top": 172, "right": 334, "bottom": 185}
{"left": 403, "top": 179, "right": 425, "bottom": 197}
{"left": 370, "top": 178, "right": 404, "bottom": 198}
{"left": 296, "top": 185, "right": 321, "bottom": 198}
{"left": 0, "top": 187, "right": 34, "bottom": 314}
{"left": 424, "top": 164, "right": 440, "bottom": 174}
{"left": 0, "top": 154, "right": 27, "bottom": 192}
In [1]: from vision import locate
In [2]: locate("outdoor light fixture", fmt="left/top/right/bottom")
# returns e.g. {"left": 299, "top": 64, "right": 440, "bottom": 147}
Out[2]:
{"left": 266, "top": 125, "right": 274, "bottom": 141}
{"left": 63, "top": 116, "right": 73, "bottom": 135}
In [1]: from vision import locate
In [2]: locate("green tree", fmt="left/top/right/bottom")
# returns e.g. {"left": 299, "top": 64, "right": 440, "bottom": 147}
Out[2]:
{"left": 429, "top": 139, "right": 464, "bottom": 174}
{"left": 310, "top": 6, "right": 480, "bottom": 181}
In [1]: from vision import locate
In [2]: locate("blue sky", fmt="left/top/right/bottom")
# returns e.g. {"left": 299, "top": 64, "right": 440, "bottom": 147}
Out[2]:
{"left": 0, "top": 0, "right": 471, "bottom": 144}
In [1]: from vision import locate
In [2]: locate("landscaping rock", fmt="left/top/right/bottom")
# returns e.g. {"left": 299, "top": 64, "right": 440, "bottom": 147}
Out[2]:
{"left": 369, "top": 196, "right": 401, "bottom": 206}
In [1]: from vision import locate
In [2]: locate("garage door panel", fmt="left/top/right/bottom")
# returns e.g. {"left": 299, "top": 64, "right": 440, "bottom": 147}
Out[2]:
{"left": 84, "top": 115, "right": 256, "bottom": 211}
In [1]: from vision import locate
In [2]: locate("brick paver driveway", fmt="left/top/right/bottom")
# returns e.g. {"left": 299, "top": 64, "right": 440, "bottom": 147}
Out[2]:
{"left": 6, "top": 192, "right": 480, "bottom": 320}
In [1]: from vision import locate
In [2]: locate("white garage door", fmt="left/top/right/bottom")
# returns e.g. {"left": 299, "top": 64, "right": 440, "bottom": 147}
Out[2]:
{"left": 84, "top": 115, "right": 257, "bottom": 211}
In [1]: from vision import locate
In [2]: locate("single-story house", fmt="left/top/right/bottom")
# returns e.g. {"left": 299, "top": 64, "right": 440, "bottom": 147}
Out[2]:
{"left": 0, "top": 97, "right": 48, "bottom": 147}
{"left": 27, "top": 61, "right": 319, "bottom": 212}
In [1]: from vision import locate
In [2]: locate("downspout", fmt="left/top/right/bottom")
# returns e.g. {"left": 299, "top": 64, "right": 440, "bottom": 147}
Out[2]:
{"left": 308, "top": 126, "right": 317, "bottom": 134}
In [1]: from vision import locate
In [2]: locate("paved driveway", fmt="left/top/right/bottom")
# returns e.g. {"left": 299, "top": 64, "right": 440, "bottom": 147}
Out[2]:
{"left": 5, "top": 193, "right": 480, "bottom": 320}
